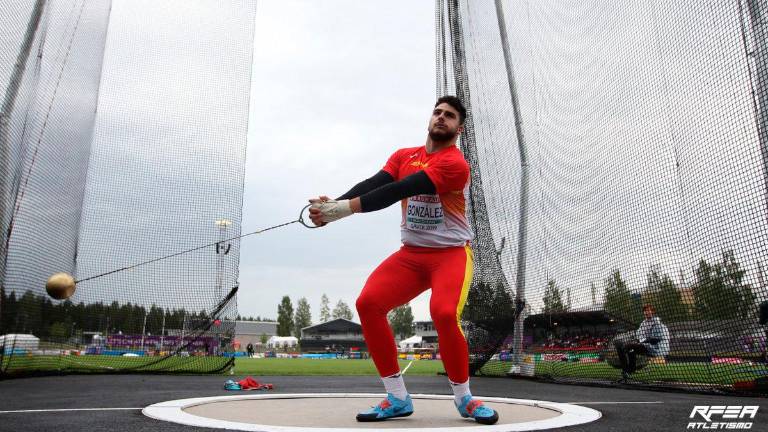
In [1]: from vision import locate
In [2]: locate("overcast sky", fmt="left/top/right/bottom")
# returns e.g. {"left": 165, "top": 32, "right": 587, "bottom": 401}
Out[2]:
{"left": 239, "top": 0, "right": 438, "bottom": 322}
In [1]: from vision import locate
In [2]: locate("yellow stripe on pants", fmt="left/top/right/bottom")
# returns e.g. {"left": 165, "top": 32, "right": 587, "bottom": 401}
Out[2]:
{"left": 455, "top": 245, "right": 474, "bottom": 337}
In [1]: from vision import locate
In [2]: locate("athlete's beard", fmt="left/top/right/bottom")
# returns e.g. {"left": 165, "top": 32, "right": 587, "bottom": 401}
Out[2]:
{"left": 428, "top": 128, "right": 458, "bottom": 142}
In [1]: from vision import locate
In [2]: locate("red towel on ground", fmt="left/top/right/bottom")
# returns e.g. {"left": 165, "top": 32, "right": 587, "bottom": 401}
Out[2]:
{"left": 237, "top": 376, "right": 273, "bottom": 390}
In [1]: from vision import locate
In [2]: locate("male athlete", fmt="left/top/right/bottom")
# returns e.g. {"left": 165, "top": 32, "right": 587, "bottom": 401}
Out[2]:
{"left": 308, "top": 96, "right": 498, "bottom": 425}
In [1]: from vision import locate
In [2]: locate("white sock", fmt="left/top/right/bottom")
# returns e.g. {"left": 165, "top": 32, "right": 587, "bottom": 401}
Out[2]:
{"left": 450, "top": 379, "right": 471, "bottom": 405}
{"left": 382, "top": 373, "right": 408, "bottom": 400}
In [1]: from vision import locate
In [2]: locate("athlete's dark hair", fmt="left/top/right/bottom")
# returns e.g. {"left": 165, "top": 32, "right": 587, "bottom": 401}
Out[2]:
{"left": 435, "top": 95, "right": 467, "bottom": 124}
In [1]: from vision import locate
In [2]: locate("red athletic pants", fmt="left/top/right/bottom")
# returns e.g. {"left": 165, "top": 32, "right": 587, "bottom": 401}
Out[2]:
{"left": 355, "top": 244, "right": 474, "bottom": 383}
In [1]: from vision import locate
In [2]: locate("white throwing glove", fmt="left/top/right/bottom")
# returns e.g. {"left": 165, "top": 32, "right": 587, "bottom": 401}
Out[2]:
{"left": 311, "top": 199, "right": 353, "bottom": 223}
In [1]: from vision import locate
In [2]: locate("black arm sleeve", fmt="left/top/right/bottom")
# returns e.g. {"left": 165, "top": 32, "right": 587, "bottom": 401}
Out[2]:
{"left": 359, "top": 171, "right": 436, "bottom": 212}
{"left": 336, "top": 170, "right": 394, "bottom": 200}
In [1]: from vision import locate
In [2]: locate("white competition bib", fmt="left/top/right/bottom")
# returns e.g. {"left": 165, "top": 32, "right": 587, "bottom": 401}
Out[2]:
{"left": 405, "top": 195, "right": 445, "bottom": 231}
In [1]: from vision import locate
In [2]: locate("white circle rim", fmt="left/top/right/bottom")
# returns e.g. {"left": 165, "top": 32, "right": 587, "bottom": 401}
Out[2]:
{"left": 143, "top": 393, "right": 601, "bottom": 432}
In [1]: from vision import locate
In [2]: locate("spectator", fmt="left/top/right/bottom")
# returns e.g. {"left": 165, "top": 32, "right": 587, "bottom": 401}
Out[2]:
{"left": 614, "top": 304, "right": 670, "bottom": 381}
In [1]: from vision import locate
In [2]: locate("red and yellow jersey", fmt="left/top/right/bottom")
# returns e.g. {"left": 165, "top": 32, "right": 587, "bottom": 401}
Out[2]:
{"left": 382, "top": 145, "right": 473, "bottom": 247}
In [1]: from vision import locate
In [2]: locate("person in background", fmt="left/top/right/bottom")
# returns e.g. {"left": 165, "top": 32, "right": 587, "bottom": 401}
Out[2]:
{"left": 614, "top": 304, "right": 670, "bottom": 381}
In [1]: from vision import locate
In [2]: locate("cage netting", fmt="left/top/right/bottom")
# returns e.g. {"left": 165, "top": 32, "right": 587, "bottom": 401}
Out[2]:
{"left": 0, "top": 0, "right": 255, "bottom": 377}
{"left": 439, "top": 0, "right": 768, "bottom": 394}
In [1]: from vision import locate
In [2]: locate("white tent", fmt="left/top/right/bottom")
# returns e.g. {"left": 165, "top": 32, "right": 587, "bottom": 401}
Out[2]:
{"left": 398, "top": 335, "right": 422, "bottom": 349}
{"left": 0, "top": 334, "right": 40, "bottom": 350}
{"left": 266, "top": 336, "right": 298, "bottom": 349}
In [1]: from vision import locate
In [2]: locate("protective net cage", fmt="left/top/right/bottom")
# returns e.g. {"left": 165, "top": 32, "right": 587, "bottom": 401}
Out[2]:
{"left": 0, "top": 0, "right": 255, "bottom": 377}
{"left": 440, "top": 0, "right": 768, "bottom": 394}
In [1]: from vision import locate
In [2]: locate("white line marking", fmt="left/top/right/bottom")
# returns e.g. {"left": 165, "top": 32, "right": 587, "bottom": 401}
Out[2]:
{"left": 144, "top": 393, "right": 603, "bottom": 432}
{"left": 0, "top": 408, "right": 142, "bottom": 414}
{"left": 401, "top": 360, "right": 414, "bottom": 375}
{"left": 568, "top": 401, "right": 663, "bottom": 405}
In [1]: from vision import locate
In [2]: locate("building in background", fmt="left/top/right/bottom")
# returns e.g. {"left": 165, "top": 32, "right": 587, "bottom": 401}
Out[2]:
{"left": 413, "top": 321, "right": 437, "bottom": 347}
{"left": 299, "top": 318, "right": 366, "bottom": 353}
{"left": 234, "top": 321, "right": 277, "bottom": 351}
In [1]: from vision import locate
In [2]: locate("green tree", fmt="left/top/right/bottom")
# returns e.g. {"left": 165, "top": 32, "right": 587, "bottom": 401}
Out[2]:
{"left": 293, "top": 297, "right": 312, "bottom": 337}
{"left": 332, "top": 300, "right": 353, "bottom": 320}
{"left": 542, "top": 279, "right": 567, "bottom": 314}
{"left": 17, "top": 291, "right": 42, "bottom": 334}
{"left": 491, "top": 282, "right": 515, "bottom": 320}
{"left": 147, "top": 305, "right": 164, "bottom": 335}
{"left": 642, "top": 265, "right": 689, "bottom": 322}
{"left": 276, "top": 296, "right": 294, "bottom": 336}
{"left": 388, "top": 303, "right": 414, "bottom": 339}
{"left": 260, "top": 333, "right": 268, "bottom": 344}
{"left": 1, "top": 289, "right": 18, "bottom": 333}
{"left": 320, "top": 294, "right": 331, "bottom": 322}
{"left": 693, "top": 251, "right": 757, "bottom": 320}
{"left": 49, "top": 321, "right": 70, "bottom": 340}
{"left": 720, "top": 250, "right": 757, "bottom": 319}
{"left": 603, "top": 269, "right": 642, "bottom": 325}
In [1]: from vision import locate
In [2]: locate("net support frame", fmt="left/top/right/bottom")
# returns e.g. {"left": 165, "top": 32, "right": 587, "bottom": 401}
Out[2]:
{"left": 493, "top": 0, "right": 531, "bottom": 370}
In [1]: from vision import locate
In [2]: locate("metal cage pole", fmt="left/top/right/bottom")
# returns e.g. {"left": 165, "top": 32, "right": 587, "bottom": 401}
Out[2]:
{"left": 493, "top": 0, "right": 531, "bottom": 371}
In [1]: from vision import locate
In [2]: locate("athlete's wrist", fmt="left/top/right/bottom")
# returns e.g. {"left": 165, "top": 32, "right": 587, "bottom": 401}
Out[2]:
{"left": 349, "top": 198, "right": 362, "bottom": 213}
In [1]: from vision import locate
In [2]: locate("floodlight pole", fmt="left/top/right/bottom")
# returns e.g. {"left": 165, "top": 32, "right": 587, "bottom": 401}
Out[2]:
{"left": 160, "top": 311, "right": 166, "bottom": 352}
{"left": 180, "top": 312, "right": 186, "bottom": 351}
{"left": 493, "top": 0, "right": 530, "bottom": 370}
{"left": 744, "top": 0, "right": 768, "bottom": 219}
{"left": 140, "top": 310, "right": 148, "bottom": 354}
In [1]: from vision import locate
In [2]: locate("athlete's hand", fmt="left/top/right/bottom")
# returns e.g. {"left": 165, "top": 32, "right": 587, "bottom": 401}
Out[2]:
{"left": 309, "top": 196, "right": 353, "bottom": 224}
{"left": 308, "top": 196, "right": 330, "bottom": 226}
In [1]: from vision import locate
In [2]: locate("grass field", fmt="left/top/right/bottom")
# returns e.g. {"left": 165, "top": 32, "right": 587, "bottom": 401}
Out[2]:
{"left": 1, "top": 355, "right": 445, "bottom": 376}
{"left": 479, "top": 360, "right": 768, "bottom": 385}
{"left": 3, "top": 355, "right": 766, "bottom": 387}
{"left": 232, "top": 358, "right": 445, "bottom": 376}
{"left": 1, "top": 354, "right": 232, "bottom": 374}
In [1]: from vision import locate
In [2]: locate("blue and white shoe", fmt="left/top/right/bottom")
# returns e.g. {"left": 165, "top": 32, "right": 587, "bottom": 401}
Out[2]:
{"left": 356, "top": 393, "right": 414, "bottom": 422}
{"left": 223, "top": 379, "right": 241, "bottom": 391}
{"left": 456, "top": 395, "right": 499, "bottom": 425}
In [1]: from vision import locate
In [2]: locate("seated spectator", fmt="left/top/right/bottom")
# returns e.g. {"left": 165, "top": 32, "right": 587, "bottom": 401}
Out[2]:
{"left": 614, "top": 304, "right": 670, "bottom": 382}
